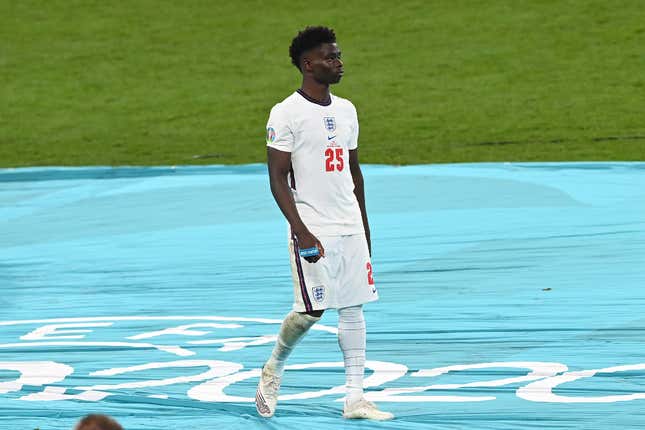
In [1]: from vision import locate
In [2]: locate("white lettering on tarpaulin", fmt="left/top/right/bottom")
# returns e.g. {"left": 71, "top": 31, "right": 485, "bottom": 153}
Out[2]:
{"left": 187, "top": 335, "right": 277, "bottom": 352}
{"left": 516, "top": 363, "right": 645, "bottom": 403}
{"left": 20, "top": 386, "right": 111, "bottom": 402}
{"left": 0, "top": 361, "right": 73, "bottom": 395}
{"left": 21, "top": 322, "right": 114, "bottom": 341}
{"left": 187, "top": 361, "right": 408, "bottom": 403}
{"left": 78, "top": 360, "right": 243, "bottom": 391}
{"left": 365, "top": 362, "right": 568, "bottom": 403}
{"left": 0, "top": 316, "right": 643, "bottom": 405}
{"left": 127, "top": 323, "right": 244, "bottom": 340}
{"left": 0, "top": 341, "right": 194, "bottom": 357}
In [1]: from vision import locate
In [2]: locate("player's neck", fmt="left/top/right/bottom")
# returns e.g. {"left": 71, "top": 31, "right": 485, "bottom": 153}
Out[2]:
{"left": 299, "top": 80, "right": 331, "bottom": 106}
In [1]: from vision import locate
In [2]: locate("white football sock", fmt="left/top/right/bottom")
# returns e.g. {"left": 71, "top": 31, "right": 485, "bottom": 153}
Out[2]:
{"left": 338, "top": 305, "right": 366, "bottom": 406}
{"left": 265, "top": 311, "right": 320, "bottom": 376}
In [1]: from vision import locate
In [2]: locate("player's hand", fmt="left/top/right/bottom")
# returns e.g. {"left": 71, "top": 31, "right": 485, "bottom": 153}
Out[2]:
{"left": 295, "top": 230, "right": 325, "bottom": 263}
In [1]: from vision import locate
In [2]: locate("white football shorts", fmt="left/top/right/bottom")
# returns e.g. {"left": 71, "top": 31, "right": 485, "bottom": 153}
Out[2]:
{"left": 288, "top": 233, "right": 379, "bottom": 312}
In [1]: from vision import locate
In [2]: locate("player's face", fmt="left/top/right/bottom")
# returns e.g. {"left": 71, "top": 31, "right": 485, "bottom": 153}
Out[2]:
{"left": 305, "top": 43, "right": 344, "bottom": 84}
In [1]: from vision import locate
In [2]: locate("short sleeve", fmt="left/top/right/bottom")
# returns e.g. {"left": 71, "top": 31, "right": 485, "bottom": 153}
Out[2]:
{"left": 348, "top": 104, "right": 359, "bottom": 150}
{"left": 266, "top": 104, "right": 294, "bottom": 152}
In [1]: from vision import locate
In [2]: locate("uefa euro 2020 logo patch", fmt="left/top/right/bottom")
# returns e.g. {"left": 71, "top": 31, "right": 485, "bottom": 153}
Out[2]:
{"left": 323, "top": 117, "right": 336, "bottom": 132}
{"left": 312, "top": 286, "right": 325, "bottom": 303}
{"left": 266, "top": 127, "right": 276, "bottom": 144}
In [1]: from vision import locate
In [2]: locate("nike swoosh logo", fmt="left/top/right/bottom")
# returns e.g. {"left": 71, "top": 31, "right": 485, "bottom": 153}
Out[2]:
{"left": 327, "top": 135, "right": 337, "bottom": 140}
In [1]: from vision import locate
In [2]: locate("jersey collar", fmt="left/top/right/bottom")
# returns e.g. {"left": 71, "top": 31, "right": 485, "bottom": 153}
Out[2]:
{"left": 296, "top": 89, "right": 332, "bottom": 107}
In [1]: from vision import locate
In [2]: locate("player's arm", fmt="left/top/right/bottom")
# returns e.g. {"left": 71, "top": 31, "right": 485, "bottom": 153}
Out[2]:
{"left": 349, "top": 148, "right": 371, "bottom": 256}
{"left": 267, "top": 147, "right": 325, "bottom": 262}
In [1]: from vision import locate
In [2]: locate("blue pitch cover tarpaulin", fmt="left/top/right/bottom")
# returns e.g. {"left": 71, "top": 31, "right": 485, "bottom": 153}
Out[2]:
{"left": 1, "top": 163, "right": 644, "bottom": 429}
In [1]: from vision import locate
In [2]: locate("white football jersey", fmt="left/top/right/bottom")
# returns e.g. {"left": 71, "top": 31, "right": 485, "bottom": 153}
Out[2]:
{"left": 266, "top": 90, "right": 364, "bottom": 236}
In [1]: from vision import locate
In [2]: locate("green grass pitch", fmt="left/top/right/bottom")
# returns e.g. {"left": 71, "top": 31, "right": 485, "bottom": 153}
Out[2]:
{"left": 1, "top": 0, "right": 644, "bottom": 167}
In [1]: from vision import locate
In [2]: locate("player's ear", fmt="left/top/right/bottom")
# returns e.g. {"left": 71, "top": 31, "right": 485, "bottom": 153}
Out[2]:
{"left": 301, "top": 56, "right": 312, "bottom": 73}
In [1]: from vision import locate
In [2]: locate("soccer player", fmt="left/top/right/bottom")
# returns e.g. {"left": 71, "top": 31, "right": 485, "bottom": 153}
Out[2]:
{"left": 255, "top": 26, "right": 393, "bottom": 421}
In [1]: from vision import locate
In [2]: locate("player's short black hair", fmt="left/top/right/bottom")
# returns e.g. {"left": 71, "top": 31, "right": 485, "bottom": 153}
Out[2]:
{"left": 75, "top": 414, "right": 123, "bottom": 430}
{"left": 289, "top": 26, "right": 336, "bottom": 70}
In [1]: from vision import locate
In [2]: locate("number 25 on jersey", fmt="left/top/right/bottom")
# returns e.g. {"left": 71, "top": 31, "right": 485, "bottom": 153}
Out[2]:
{"left": 325, "top": 148, "right": 344, "bottom": 172}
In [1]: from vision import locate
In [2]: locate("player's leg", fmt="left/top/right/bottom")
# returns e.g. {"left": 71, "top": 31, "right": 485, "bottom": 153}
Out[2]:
{"left": 256, "top": 236, "right": 330, "bottom": 418}
{"left": 266, "top": 310, "right": 323, "bottom": 376}
{"left": 337, "top": 305, "right": 365, "bottom": 406}
{"left": 256, "top": 309, "right": 322, "bottom": 417}
{"left": 338, "top": 234, "right": 393, "bottom": 420}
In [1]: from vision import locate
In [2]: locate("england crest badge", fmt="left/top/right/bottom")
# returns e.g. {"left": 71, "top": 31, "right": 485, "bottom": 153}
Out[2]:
{"left": 323, "top": 117, "right": 336, "bottom": 132}
{"left": 312, "top": 286, "right": 325, "bottom": 303}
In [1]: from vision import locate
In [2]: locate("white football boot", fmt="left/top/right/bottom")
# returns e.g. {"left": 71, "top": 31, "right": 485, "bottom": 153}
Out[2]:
{"left": 343, "top": 398, "right": 394, "bottom": 420}
{"left": 255, "top": 365, "right": 281, "bottom": 418}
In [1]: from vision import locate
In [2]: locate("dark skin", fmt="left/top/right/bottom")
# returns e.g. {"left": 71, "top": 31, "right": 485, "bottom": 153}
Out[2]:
{"left": 267, "top": 42, "right": 371, "bottom": 318}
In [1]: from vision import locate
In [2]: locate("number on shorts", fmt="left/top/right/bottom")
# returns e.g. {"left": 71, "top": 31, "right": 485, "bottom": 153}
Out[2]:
{"left": 366, "top": 262, "right": 375, "bottom": 285}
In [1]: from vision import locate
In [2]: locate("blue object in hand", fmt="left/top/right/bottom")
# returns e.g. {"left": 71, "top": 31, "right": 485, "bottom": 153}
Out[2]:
{"left": 299, "top": 247, "right": 320, "bottom": 258}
